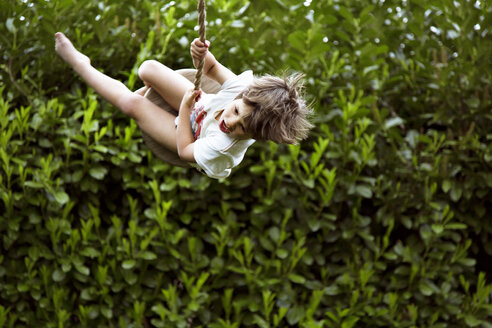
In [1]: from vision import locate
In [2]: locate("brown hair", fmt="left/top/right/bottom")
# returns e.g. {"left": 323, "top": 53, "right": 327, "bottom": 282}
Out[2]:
{"left": 238, "top": 73, "right": 313, "bottom": 144}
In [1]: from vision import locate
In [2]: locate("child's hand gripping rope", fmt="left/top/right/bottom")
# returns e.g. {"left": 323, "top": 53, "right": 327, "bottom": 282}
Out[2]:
{"left": 190, "top": 38, "right": 211, "bottom": 70}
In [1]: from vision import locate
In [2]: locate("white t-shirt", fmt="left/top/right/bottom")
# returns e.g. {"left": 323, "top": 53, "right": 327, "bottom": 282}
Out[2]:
{"left": 193, "top": 70, "right": 256, "bottom": 179}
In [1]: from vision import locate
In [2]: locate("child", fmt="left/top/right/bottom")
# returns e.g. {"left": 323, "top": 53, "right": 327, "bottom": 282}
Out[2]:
{"left": 55, "top": 32, "right": 312, "bottom": 179}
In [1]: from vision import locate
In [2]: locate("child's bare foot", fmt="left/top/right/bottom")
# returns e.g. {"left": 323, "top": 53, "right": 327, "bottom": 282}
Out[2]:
{"left": 55, "top": 32, "right": 90, "bottom": 69}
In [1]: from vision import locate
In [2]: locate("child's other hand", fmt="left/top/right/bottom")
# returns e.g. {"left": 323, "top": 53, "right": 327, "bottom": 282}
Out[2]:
{"left": 190, "top": 38, "right": 210, "bottom": 67}
{"left": 181, "top": 88, "right": 202, "bottom": 111}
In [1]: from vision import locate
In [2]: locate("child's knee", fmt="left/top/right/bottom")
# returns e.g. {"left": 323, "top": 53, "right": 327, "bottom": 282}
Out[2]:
{"left": 138, "top": 60, "right": 153, "bottom": 80}
{"left": 138, "top": 60, "right": 160, "bottom": 81}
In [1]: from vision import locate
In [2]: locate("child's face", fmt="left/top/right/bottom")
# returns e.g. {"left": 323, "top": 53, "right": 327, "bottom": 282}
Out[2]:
{"left": 216, "top": 99, "right": 254, "bottom": 139}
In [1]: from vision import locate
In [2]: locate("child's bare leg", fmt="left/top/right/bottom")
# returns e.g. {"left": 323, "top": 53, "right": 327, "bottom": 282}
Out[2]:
{"left": 55, "top": 32, "right": 137, "bottom": 113}
{"left": 55, "top": 32, "right": 179, "bottom": 152}
{"left": 138, "top": 60, "right": 196, "bottom": 112}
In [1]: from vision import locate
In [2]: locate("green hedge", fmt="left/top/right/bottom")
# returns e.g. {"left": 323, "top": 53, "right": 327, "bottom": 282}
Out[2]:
{"left": 1, "top": 0, "right": 492, "bottom": 327}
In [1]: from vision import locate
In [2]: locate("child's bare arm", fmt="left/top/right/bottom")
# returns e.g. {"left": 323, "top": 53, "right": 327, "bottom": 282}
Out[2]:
{"left": 190, "top": 38, "right": 236, "bottom": 85}
{"left": 176, "top": 88, "right": 202, "bottom": 162}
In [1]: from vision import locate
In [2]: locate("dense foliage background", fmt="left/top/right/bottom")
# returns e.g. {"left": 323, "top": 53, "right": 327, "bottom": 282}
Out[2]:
{"left": 1, "top": 0, "right": 492, "bottom": 327}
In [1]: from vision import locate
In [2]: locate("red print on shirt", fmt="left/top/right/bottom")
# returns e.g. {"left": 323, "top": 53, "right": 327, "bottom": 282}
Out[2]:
{"left": 190, "top": 104, "right": 207, "bottom": 140}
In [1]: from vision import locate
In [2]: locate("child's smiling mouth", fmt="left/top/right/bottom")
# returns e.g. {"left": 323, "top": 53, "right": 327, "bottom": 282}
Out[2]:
{"left": 219, "top": 120, "right": 230, "bottom": 134}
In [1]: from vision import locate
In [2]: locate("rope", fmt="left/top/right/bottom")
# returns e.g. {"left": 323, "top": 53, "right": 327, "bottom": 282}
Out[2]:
{"left": 194, "top": 0, "right": 206, "bottom": 90}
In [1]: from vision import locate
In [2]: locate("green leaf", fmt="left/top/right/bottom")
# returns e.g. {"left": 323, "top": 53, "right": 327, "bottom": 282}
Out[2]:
{"left": 89, "top": 166, "right": 108, "bottom": 180}
{"left": 276, "top": 249, "right": 288, "bottom": 259}
{"left": 419, "top": 280, "right": 435, "bottom": 296}
{"left": 101, "top": 306, "right": 113, "bottom": 319}
{"left": 338, "top": 6, "right": 354, "bottom": 22}
{"left": 323, "top": 14, "right": 338, "bottom": 25}
{"left": 80, "top": 247, "right": 101, "bottom": 258}
{"left": 288, "top": 31, "right": 305, "bottom": 51}
{"left": 54, "top": 191, "right": 69, "bottom": 205}
{"left": 286, "top": 305, "right": 304, "bottom": 325}
{"left": 39, "top": 139, "right": 53, "bottom": 148}
{"left": 122, "top": 270, "right": 138, "bottom": 285}
{"left": 342, "top": 317, "right": 359, "bottom": 328}
{"left": 324, "top": 286, "right": 340, "bottom": 296}
{"left": 52, "top": 269, "right": 66, "bottom": 282}
{"left": 93, "top": 145, "right": 108, "bottom": 153}
{"left": 80, "top": 288, "right": 95, "bottom": 301}
{"left": 384, "top": 117, "right": 404, "bottom": 129}
{"left": 464, "top": 314, "right": 482, "bottom": 327}
{"left": 450, "top": 184, "right": 462, "bottom": 202}
{"left": 139, "top": 251, "right": 157, "bottom": 260}
{"left": 363, "top": 65, "right": 379, "bottom": 76}
{"left": 355, "top": 185, "right": 372, "bottom": 198}
{"left": 24, "top": 181, "right": 44, "bottom": 189}
{"left": 288, "top": 273, "right": 306, "bottom": 284}
{"left": 269, "top": 227, "right": 280, "bottom": 243}
{"left": 75, "top": 264, "right": 90, "bottom": 276}
{"left": 307, "top": 216, "right": 321, "bottom": 231}
{"left": 122, "top": 260, "right": 136, "bottom": 270}
{"left": 6, "top": 18, "right": 16, "bottom": 33}
{"left": 420, "top": 225, "right": 432, "bottom": 241}
{"left": 465, "top": 97, "right": 480, "bottom": 109}
{"left": 17, "top": 283, "right": 29, "bottom": 292}
{"left": 253, "top": 315, "right": 269, "bottom": 328}
{"left": 458, "top": 258, "right": 476, "bottom": 267}
{"left": 231, "top": 20, "right": 245, "bottom": 28}
{"left": 431, "top": 224, "right": 443, "bottom": 234}
{"left": 446, "top": 223, "right": 467, "bottom": 230}
{"left": 302, "top": 179, "right": 315, "bottom": 188}
{"left": 442, "top": 179, "right": 451, "bottom": 193}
